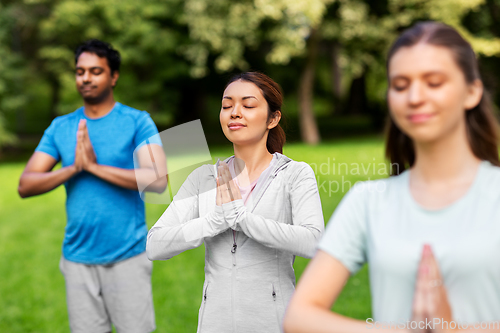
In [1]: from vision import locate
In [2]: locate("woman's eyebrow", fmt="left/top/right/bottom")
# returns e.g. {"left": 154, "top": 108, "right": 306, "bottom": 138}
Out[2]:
{"left": 422, "top": 71, "right": 446, "bottom": 78}
{"left": 389, "top": 71, "right": 445, "bottom": 80}
{"left": 222, "top": 96, "right": 258, "bottom": 100}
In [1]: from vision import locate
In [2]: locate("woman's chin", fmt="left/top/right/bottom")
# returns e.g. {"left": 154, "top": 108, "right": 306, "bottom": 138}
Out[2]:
{"left": 407, "top": 130, "right": 443, "bottom": 145}
{"left": 225, "top": 137, "right": 259, "bottom": 147}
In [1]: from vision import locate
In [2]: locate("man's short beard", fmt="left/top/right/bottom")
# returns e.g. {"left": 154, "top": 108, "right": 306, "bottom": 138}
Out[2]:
{"left": 82, "top": 87, "right": 113, "bottom": 105}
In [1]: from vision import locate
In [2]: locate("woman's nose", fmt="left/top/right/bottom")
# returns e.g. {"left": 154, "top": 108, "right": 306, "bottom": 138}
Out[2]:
{"left": 231, "top": 104, "right": 242, "bottom": 118}
{"left": 408, "top": 81, "right": 425, "bottom": 107}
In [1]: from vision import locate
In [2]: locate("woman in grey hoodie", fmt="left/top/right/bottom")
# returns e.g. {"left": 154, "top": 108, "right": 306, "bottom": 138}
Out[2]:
{"left": 146, "top": 72, "right": 324, "bottom": 333}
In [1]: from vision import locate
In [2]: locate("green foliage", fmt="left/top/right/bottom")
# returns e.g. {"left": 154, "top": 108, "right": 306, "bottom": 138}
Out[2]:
{"left": 181, "top": 0, "right": 500, "bottom": 82}
{"left": 38, "top": 0, "right": 189, "bottom": 117}
{"left": 321, "top": 0, "right": 500, "bottom": 99}
{"left": 0, "top": 114, "right": 17, "bottom": 148}
{"left": 0, "top": 3, "right": 23, "bottom": 148}
{"left": 182, "top": 0, "right": 334, "bottom": 77}
{"left": 1, "top": 0, "right": 500, "bottom": 144}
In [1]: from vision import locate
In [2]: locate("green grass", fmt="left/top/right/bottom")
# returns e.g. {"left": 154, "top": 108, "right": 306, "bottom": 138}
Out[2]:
{"left": 0, "top": 137, "right": 388, "bottom": 332}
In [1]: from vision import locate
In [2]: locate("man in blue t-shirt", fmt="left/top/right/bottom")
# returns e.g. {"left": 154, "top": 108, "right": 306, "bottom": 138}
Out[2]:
{"left": 18, "top": 40, "right": 166, "bottom": 333}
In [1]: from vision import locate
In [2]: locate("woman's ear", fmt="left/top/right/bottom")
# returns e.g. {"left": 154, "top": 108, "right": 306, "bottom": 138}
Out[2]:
{"left": 464, "top": 79, "right": 483, "bottom": 111}
{"left": 267, "top": 111, "right": 281, "bottom": 130}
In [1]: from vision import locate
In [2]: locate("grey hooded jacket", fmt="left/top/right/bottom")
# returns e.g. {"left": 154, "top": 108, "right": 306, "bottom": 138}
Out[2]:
{"left": 146, "top": 153, "right": 324, "bottom": 333}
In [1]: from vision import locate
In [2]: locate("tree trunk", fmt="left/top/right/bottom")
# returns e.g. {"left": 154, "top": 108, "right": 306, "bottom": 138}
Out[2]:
{"left": 12, "top": 22, "right": 25, "bottom": 133}
{"left": 331, "top": 41, "right": 342, "bottom": 106}
{"left": 345, "top": 68, "right": 367, "bottom": 115}
{"left": 176, "top": 82, "right": 205, "bottom": 124}
{"left": 298, "top": 28, "right": 321, "bottom": 145}
{"left": 486, "top": 0, "right": 500, "bottom": 36}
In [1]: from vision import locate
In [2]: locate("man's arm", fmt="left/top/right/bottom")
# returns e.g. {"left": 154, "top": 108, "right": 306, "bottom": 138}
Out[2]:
{"left": 85, "top": 144, "right": 168, "bottom": 194}
{"left": 79, "top": 118, "right": 167, "bottom": 193}
{"left": 18, "top": 152, "right": 79, "bottom": 198}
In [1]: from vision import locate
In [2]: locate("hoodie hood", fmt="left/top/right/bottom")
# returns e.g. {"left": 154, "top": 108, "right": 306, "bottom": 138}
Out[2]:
{"left": 211, "top": 152, "right": 293, "bottom": 213}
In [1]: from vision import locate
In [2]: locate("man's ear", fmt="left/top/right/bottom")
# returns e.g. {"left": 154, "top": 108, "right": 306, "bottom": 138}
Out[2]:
{"left": 111, "top": 71, "right": 120, "bottom": 88}
{"left": 267, "top": 111, "right": 281, "bottom": 130}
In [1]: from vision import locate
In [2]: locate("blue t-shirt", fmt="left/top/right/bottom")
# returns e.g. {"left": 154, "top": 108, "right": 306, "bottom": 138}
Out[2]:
{"left": 35, "top": 102, "right": 161, "bottom": 265}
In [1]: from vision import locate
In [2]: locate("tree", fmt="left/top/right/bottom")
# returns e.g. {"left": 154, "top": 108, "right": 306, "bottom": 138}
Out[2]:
{"left": 319, "top": 0, "right": 500, "bottom": 128}
{"left": 37, "top": 0, "right": 189, "bottom": 123}
{"left": 2, "top": 0, "right": 500, "bottom": 151}
{"left": 181, "top": 0, "right": 334, "bottom": 144}
{"left": 0, "top": 2, "right": 24, "bottom": 151}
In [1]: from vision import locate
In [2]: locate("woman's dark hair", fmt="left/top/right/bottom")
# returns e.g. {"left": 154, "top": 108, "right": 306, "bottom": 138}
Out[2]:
{"left": 75, "top": 39, "right": 121, "bottom": 75}
{"left": 226, "top": 72, "right": 286, "bottom": 154}
{"left": 385, "top": 21, "right": 500, "bottom": 175}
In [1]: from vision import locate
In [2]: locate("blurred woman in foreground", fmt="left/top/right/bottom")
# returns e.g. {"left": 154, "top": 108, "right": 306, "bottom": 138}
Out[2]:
{"left": 284, "top": 21, "right": 500, "bottom": 333}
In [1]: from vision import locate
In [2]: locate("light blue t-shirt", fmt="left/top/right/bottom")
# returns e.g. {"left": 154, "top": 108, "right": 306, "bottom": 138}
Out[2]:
{"left": 319, "top": 161, "right": 500, "bottom": 323}
{"left": 35, "top": 102, "right": 161, "bottom": 265}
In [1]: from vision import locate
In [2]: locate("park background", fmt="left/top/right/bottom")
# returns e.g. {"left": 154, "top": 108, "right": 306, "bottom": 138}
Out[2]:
{"left": 1, "top": 0, "right": 500, "bottom": 331}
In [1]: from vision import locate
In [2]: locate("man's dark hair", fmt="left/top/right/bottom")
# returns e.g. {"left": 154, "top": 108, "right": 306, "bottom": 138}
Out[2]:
{"left": 75, "top": 39, "right": 121, "bottom": 74}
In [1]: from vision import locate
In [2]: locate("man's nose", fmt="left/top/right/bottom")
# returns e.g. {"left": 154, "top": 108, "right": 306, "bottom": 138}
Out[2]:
{"left": 82, "top": 71, "right": 91, "bottom": 83}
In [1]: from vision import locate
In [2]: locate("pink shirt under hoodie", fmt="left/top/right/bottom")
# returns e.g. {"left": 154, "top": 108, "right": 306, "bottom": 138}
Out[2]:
{"left": 228, "top": 154, "right": 277, "bottom": 206}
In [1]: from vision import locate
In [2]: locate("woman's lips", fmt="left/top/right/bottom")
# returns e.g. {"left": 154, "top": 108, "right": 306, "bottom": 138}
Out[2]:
{"left": 408, "top": 113, "right": 435, "bottom": 123}
{"left": 228, "top": 124, "right": 245, "bottom": 130}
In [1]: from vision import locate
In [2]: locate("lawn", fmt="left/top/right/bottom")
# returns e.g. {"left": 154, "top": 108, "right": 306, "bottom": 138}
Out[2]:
{"left": 0, "top": 137, "right": 388, "bottom": 332}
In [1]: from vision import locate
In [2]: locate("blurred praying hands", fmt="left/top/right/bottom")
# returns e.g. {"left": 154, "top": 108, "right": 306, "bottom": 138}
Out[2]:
{"left": 74, "top": 119, "right": 97, "bottom": 172}
{"left": 216, "top": 161, "right": 242, "bottom": 206}
{"left": 410, "top": 244, "right": 453, "bottom": 333}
